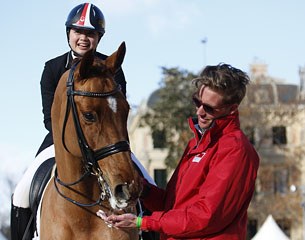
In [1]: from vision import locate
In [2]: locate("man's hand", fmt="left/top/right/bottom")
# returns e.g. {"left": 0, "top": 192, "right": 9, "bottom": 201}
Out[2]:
{"left": 106, "top": 213, "right": 137, "bottom": 228}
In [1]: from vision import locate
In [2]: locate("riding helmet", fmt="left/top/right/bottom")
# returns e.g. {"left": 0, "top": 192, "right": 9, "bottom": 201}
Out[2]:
{"left": 65, "top": 3, "right": 105, "bottom": 36}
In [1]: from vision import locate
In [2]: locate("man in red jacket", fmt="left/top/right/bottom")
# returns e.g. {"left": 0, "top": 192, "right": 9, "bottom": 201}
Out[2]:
{"left": 101, "top": 63, "right": 260, "bottom": 240}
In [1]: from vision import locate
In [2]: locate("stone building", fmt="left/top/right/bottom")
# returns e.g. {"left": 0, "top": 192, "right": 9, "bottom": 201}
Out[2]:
{"left": 128, "top": 92, "right": 169, "bottom": 189}
{"left": 128, "top": 62, "right": 305, "bottom": 239}
{"left": 241, "top": 63, "right": 305, "bottom": 239}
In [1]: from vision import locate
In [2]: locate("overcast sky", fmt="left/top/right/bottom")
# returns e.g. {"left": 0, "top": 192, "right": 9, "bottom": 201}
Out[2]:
{"left": 1, "top": 0, "right": 305, "bottom": 176}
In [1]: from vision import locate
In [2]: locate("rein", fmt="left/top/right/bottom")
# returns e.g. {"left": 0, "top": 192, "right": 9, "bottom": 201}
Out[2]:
{"left": 55, "top": 60, "right": 130, "bottom": 208}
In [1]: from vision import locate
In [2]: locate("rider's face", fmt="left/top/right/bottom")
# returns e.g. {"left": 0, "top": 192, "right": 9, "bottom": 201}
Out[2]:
{"left": 69, "top": 28, "right": 99, "bottom": 57}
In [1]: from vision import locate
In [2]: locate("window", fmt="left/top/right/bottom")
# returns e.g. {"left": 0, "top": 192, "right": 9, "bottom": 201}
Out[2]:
{"left": 152, "top": 130, "right": 166, "bottom": 149}
{"left": 154, "top": 169, "right": 167, "bottom": 189}
{"left": 274, "top": 169, "right": 288, "bottom": 194}
{"left": 259, "top": 167, "right": 289, "bottom": 196}
{"left": 247, "top": 219, "right": 257, "bottom": 240}
{"left": 244, "top": 126, "right": 255, "bottom": 145}
{"left": 272, "top": 126, "right": 287, "bottom": 145}
{"left": 260, "top": 168, "right": 274, "bottom": 194}
{"left": 277, "top": 219, "right": 291, "bottom": 237}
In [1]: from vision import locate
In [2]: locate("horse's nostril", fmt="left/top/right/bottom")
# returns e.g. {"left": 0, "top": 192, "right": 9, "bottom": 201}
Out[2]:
{"left": 115, "top": 183, "right": 131, "bottom": 201}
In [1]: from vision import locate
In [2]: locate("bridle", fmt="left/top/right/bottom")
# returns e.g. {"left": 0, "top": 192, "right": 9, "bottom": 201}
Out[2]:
{"left": 54, "top": 60, "right": 131, "bottom": 207}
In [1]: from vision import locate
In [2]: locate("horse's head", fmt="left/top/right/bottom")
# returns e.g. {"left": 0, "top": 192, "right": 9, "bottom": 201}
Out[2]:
{"left": 52, "top": 42, "right": 142, "bottom": 210}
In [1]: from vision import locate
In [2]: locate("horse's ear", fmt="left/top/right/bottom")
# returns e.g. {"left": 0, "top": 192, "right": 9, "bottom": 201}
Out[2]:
{"left": 79, "top": 49, "right": 95, "bottom": 78}
{"left": 105, "top": 42, "right": 126, "bottom": 73}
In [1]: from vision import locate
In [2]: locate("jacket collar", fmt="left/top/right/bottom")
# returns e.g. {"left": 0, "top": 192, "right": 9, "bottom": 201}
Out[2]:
{"left": 188, "top": 111, "right": 240, "bottom": 150}
{"left": 65, "top": 51, "right": 73, "bottom": 69}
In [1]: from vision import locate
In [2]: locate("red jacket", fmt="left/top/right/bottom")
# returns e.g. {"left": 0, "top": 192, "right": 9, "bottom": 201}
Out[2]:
{"left": 141, "top": 111, "right": 259, "bottom": 240}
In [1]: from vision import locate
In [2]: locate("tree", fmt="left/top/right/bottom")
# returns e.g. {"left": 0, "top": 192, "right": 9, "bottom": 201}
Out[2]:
{"left": 141, "top": 67, "right": 197, "bottom": 170}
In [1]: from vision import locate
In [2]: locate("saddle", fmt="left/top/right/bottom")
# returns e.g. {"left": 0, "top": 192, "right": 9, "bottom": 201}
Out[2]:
{"left": 28, "top": 157, "right": 55, "bottom": 237}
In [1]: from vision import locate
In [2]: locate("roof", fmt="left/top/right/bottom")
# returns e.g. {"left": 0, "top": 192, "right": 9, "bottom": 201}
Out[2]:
{"left": 245, "top": 84, "right": 299, "bottom": 104}
{"left": 252, "top": 215, "right": 290, "bottom": 240}
{"left": 147, "top": 89, "right": 161, "bottom": 108}
{"left": 147, "top": 83, "right": 301, "bottom": 109}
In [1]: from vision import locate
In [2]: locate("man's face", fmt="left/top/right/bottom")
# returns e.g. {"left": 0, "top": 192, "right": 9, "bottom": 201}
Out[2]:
{"left": 69, "top": 28, "right": 99, "bottom": 57}
{"left": 193, "top": 86, "right": 234, "bottom": 129}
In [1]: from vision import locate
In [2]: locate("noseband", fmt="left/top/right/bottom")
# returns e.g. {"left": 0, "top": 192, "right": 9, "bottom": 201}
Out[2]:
{"left": 54, "top": 60, "right": 131, "bottom": 207}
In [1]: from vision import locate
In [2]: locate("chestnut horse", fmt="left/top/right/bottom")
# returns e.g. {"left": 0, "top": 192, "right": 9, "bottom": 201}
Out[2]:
{"left": 40, "top": 42, "right": 142, "bottom": 239}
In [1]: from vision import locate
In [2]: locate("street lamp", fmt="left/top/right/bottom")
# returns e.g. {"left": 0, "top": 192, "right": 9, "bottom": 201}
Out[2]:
{"left": 290, "top": 184, "right": 305, "bottom": 240}
{"left": 201, "top": 37, "right": 208, "bottom": 67}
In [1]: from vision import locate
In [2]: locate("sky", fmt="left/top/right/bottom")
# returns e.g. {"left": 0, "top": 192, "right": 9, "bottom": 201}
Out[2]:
{"left": 1, "top": 0, "right": 305, "bottom": 178}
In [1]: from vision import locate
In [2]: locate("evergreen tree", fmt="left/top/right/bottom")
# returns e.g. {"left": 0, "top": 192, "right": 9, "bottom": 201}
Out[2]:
{"left": 142, "top": 67, "right": 197, "bottom": 170}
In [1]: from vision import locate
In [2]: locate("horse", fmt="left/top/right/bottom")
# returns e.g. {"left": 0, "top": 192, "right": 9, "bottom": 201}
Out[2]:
{"left": 40, "top": 42, "right": 142, "bottom": 240}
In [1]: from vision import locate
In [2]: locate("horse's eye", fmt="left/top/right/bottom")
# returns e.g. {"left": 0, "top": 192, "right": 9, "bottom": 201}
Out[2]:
{"left": 82, "top": 112, "right": 96, "bottom": 122}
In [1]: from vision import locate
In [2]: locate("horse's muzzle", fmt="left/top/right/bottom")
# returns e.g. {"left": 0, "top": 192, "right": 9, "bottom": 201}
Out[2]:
{"left": 112, "top": 180, "right": 140, "bottom": 209}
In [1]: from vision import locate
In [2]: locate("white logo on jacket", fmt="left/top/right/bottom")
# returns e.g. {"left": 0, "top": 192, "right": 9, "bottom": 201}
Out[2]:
{"left": 192, "top": 152, "right": 206, "bottom": 163}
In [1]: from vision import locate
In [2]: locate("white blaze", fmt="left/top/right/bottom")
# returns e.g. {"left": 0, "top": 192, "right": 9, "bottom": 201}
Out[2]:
{"left": 107, "top": 97, "right": 117, "bottom": 113}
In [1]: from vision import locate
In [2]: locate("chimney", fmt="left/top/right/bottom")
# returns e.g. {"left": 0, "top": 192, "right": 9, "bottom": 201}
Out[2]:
{"left": 299, "top": 66, "right": 305, "bottom": 100}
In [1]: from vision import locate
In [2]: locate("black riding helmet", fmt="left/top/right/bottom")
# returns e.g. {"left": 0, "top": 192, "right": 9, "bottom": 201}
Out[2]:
{"left": 65, "top": 3, "right": 105, "bottom": 42}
